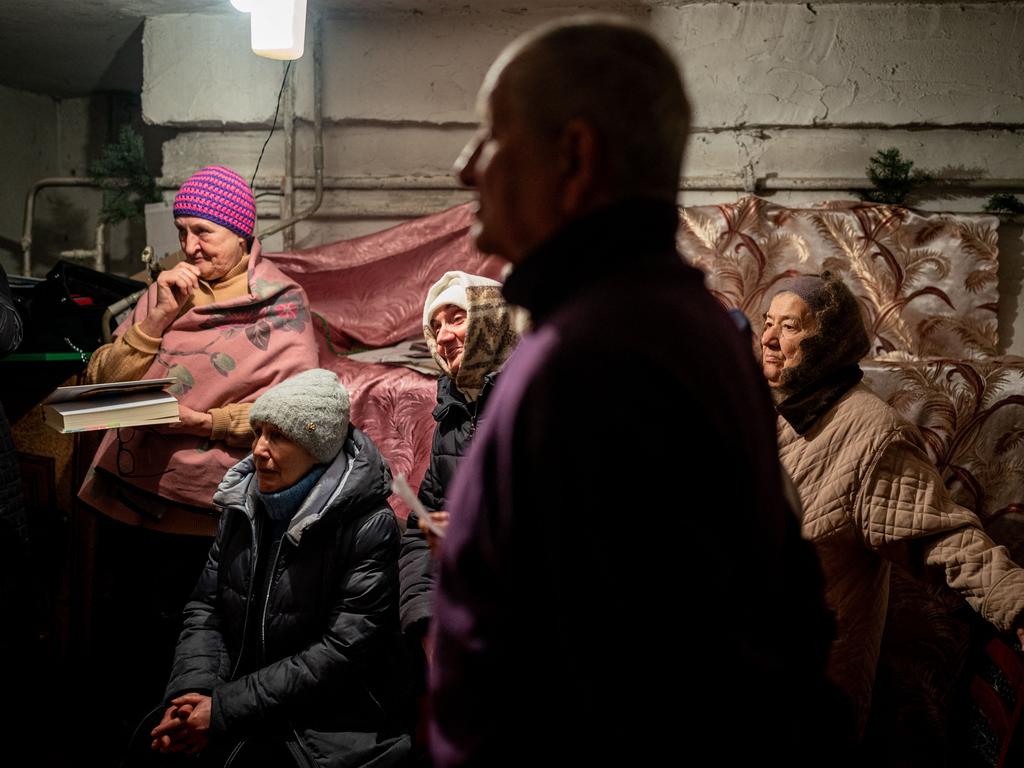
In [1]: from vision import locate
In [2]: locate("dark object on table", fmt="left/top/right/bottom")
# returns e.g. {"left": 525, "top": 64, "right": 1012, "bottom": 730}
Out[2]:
{"left": 11, "top": 261, "right": 146, "bottom": 357}
{"left": 2, "top": 262, "right": 147, "bottom": 422}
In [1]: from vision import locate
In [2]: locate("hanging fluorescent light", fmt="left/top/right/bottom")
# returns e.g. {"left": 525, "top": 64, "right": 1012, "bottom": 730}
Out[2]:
{"left": 230, "top": 0, "right": 307, "bottom": 61}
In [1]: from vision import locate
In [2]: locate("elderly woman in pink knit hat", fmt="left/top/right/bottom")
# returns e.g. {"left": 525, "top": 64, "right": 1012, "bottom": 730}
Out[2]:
{"left": 76, "top": 167, "right": 320, "bottom": 740}
{"left": 82, "top": 165, "right": 319, "bottom": 535}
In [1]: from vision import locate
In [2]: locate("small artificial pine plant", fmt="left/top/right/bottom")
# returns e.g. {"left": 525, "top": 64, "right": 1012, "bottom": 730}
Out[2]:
{"left": 983, "top": 193, "right": 1024, "bottom": 215}
{"left": 89, "top": 126, "right": 162, "bottom": 225}
{"left": 858, "top": 147, "right": 934, "bottom": 206}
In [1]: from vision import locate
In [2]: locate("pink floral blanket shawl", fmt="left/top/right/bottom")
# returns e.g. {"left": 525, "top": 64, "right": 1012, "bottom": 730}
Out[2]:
{"left": 79, "top": 241, "right": 319, "bottom": 525}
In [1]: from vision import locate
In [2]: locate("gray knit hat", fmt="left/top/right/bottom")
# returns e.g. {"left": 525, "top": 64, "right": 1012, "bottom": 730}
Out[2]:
{"left": 249, "top": 368, "right": 351, "bottom": 463}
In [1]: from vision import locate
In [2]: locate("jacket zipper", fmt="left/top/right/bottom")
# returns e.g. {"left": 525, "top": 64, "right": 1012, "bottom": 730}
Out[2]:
{"left": 363, "top": 681, "right": 386, "bottom": 715}
{"left": 223, "top": 738, "right": 248, "bottom": 767}
{"left": 468, "top": 377, "right": 492, "bottom": 436}
{"left": 288, "top": 725, "right": 317, "bottom": 768}
{"left": 260, "top": 536, "right": 286, "bottom": 661}
{"left": 229, "top": 513, "right": 260, "bottom": 680}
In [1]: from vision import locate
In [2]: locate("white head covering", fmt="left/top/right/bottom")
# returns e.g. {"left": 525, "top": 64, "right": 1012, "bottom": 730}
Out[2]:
{"left": 422, "top": 271, "right": 525, "bottom": 400}
{"left": 423, "top": 271, "right": 501, "bottom": 329}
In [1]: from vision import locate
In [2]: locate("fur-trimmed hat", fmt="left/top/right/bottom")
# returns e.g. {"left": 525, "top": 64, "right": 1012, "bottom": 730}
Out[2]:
{"left": 249, "top": 369, "right": 350, "bottom": 463}
{"left": 173, "top": 165, "right": 257, "bottom": 239}
{"left": 422, "top": 271, "right": 502, "bottom": 329}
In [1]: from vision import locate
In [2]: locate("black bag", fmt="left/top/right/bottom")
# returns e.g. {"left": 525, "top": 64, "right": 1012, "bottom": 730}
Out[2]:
{"left": 12, "top": 261, "right": 146, "bottom": 356}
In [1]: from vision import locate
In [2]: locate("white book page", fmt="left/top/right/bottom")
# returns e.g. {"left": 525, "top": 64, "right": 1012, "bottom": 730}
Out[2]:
{"left": 43, "top": 377, "right": 177, "bottom": 405}
{"left": 48, "top": 391, "right": 178, "bottom": 416}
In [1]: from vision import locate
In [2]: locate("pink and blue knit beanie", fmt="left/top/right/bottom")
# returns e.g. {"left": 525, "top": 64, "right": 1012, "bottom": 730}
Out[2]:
{"left": 173, "top": 166, "right": 256, "bottom": 238}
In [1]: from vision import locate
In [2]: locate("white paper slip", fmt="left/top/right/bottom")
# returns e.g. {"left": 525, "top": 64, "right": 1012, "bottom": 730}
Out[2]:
{"left": 391, "top": 474, "right": 446, "bottom": 539}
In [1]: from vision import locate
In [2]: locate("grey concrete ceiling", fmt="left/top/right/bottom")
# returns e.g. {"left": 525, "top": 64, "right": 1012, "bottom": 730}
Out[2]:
{"left": 0, "top": 1, "right": 227, "bottom": 96}
{"left": 0, "top": 0, "right": 1008, "bottom": 98}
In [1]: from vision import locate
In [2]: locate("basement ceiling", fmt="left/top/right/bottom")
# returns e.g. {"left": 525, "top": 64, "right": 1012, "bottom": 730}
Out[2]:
{"left": 0, "top": 0, "right": 1008, "bottom": 98}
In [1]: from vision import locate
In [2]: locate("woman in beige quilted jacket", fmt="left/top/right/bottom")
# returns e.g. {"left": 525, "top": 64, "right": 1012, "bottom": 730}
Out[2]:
{"left": 760, "top": 272, "right": 1024, "bottom": 738}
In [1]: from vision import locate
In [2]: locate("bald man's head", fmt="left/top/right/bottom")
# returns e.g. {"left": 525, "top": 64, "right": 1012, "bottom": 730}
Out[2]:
{"left": 497, "top": 16, "right": 689, "bottom": 201}
{"left": 456, "top": 15, "right": 691, "bottom": 262}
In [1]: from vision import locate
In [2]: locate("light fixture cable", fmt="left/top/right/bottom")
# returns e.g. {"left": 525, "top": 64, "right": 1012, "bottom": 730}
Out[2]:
{"left": 251, "top": 60, "right": 293, "bottom": 189}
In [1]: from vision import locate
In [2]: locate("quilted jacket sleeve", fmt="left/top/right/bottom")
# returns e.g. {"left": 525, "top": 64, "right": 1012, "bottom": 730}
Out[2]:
{"left": 164, "top": 523, "right": 233, "bottom": 701}
{"left": 854, "top": 430, "right": 1024, "bottom": 632}
{"left": 211, "top": 507, "right": 401, "bottom": 732}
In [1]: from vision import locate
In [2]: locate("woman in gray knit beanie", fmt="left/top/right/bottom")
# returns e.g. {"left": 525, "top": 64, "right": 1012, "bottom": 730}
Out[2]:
{"left": 142, "top": 368, "right": 411, "bottom": 766}
{"left": 760, "top": 273, "right": 1024, "bottom": 743}
{"left": 248, "top": 368, "right": 351, "bottom": 490}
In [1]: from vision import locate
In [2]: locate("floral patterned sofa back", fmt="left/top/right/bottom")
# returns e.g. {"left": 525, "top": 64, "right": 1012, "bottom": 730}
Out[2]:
{"left": 679, "top": 196, "right": 1002, "bottom": 360}
{"left": 678, "top": 195, "right": 1023, "bottom": 559}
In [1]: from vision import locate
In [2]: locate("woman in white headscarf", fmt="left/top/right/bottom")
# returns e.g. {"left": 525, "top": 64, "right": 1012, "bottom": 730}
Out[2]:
{"left": 397, "top": 272, "right": 522, "bottom": 745}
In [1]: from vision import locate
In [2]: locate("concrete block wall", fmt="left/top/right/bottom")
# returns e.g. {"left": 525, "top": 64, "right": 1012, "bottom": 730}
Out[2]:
{"left": 0, "top": 84, "right": 58, "bottom": 276}
{"left": 0, "top": 86, "right": 141, "bottom": 279}
{"left": 142, "top": 2, "right": 1024, "bottom": 352}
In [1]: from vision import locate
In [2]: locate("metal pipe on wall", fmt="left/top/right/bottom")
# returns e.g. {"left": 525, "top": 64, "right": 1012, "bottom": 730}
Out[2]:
{"left": 59, "top": 222, "right": 106, "bottom": 272}
{"left": 23, "top": 169, "right": 1024, "bottom": 275}
{"left": 21, "top": 177, "right": 99, "bottom": 276}
{"left": 281, "top": 60, "right": 296, "bottom": 251}
{"left": 161, "top": 174, "right": 1024, "bottom": 193}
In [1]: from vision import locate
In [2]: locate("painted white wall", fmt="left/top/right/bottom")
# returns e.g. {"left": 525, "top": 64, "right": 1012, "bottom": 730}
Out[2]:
{"left": 141, "top": 3, "right": 1024, "bottom": 352}
{"left": 34, "top": 98, "right": 113, "bottom": 278}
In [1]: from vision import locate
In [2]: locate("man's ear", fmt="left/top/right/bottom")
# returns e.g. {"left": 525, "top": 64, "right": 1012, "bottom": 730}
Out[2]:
{"left": 557, "top": 118, "right": 601, "bottom": 217}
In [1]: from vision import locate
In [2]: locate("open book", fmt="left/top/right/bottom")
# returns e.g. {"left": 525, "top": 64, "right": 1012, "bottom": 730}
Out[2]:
{"left": 42, "top": 377, "right": 180, "bottom": 433}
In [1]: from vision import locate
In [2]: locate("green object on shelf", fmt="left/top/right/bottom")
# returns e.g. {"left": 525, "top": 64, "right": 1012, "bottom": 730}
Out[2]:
{"left": 90, "top": 126, "right": 161, "bottom": 225}
{"left": 1, "top": 352, "right": 91, "bottom": 362}
{"left": 983, "top": 193, "right": 1024, "bottom": 215}
{"left": 858, "top": 147, "right": 934, "bottom": 206}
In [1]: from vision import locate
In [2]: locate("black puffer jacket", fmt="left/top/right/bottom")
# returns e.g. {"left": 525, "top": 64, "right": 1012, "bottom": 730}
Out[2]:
{"left": 166, "top": 428, "right": 411, "bottom": 768}
{"left": 398, "top": 373, "right": 496, "bottom": 635}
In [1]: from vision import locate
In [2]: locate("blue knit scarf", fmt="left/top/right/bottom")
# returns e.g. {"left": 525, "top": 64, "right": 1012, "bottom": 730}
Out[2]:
{"left": 257, "top": 464, "right": 327, "bottom": 529}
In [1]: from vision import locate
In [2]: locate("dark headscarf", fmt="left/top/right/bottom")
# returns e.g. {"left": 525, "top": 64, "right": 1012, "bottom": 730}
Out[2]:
{"left": 770, "top": 273, "right": 871, "bottom": 434}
